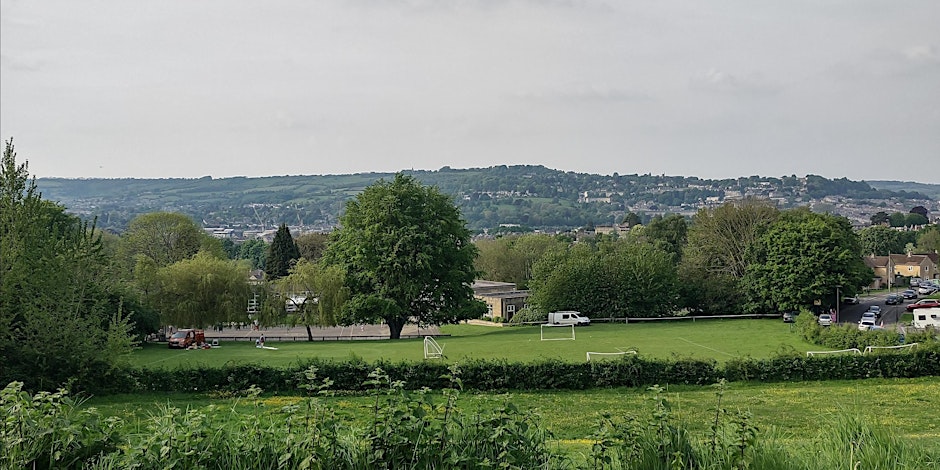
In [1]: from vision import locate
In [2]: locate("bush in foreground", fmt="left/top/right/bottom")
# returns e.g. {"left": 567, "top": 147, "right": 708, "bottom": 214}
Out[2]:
{"left": 5, "top": 374, "right": 940, "bottom": 470}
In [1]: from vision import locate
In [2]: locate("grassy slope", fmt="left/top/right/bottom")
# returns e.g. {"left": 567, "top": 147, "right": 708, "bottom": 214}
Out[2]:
{"left": 98, "top": 320, "right": 940, "bottom": 459}
{"left": 128, "top": 319, "right": 820, "bottom": 369}
{"left": 87, "top": 377, "right": 940, "bottom": 455}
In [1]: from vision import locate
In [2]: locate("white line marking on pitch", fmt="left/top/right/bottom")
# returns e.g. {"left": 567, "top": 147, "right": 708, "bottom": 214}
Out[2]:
{"left": 675, "top": 337, "right": 736, "bottom": 357}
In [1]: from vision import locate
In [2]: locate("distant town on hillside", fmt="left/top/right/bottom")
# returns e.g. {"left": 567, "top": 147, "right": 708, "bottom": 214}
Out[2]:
{"left": 37, "top": 165, "right": 939, "bottom": 238}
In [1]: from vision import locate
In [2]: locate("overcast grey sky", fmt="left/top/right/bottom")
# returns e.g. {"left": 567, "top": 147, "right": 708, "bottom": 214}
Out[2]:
{"left": 2, "top": 0, "right": 938, "bottom": 183}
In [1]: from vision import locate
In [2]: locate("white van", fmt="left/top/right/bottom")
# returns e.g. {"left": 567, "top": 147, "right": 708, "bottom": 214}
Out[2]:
{"left": 912, "top": 308, "right": 940, "bottom": 329}
{"left": 547, "top": 311, "right": 590, "bottom": 326}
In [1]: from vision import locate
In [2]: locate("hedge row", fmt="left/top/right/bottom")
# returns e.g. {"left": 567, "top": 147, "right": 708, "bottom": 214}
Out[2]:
{"left": 81, "top": 343, "right": 940, "bottom": 395}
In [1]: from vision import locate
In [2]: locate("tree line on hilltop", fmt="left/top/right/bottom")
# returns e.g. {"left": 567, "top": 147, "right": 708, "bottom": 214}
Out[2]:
{"left": 36, "top": 164, "right": 934, "bottom": 233}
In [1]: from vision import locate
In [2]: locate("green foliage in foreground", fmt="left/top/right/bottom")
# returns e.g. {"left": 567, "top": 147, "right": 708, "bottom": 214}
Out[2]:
{"left": 6, "top": 374, "right": 940, "bottom": 470}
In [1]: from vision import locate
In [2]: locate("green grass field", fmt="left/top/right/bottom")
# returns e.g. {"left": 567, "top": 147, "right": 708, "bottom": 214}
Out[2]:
{"left": 130, "top": 319, "right": 820, "bottom": 369}
{"left": 87, "top": 377, "right": 940, "bottom": 455}
{"left": 86, "top": 319, "right": 940, "bottom": 464}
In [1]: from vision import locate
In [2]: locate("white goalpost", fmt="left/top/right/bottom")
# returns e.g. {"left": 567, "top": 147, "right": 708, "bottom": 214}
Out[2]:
{"left": 540, "top": 324, "right": 576, "bottom": 341}
{"left": 586, "top": 350, "right": 637, "bottom": 362}
{"left": 424, "top": 336, "right": 444, "bottom": 359}
{"left": 864, "top": 343, "right": 918, "bottom": 354}
{"left": 806, "top": 348, "right": 861, "bottom": 357}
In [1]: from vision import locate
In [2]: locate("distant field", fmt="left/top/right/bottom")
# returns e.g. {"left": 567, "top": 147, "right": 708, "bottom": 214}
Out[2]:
{"left": 129, "top": 319, "right": 820, "bottom": 369}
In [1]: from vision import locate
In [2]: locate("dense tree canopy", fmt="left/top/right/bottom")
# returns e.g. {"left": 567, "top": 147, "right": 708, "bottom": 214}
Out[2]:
{"left": 325, "top": 174, "right": 484, "bottom": 339}
{"left": 236, "top": 238, "right": 268, "bottom": 270}
{"left": 1, "top": 139, "right": 135, "bottom": 390}
{"left": 119, "top": 212, "right": 218, "bottom": 269}
{"left": 269, "top": 259, "right": 348, "bottom": 341}
{"left": 152, "top": 252, "right": 250, "bottom": 328}
{"left": 529, "top": 239, "right": 678, "bottom": 318}
{"left": 743, "top": 208, "right": 872, "bottom": 313}
{"left": 917, "top": 225, "right": 940, "bottom": 253}
{"left": 639, "top": 214, "right": 688, "bottom": 262}
{"left": 858, "top": 225, "right": 904, "bottom": 256}
{"left": 295, "top": 232, "right": 330, "bottom": 262}
{"left": 474, "top": 234, "right": 567, "bottom": 289}
{"left": 265, "top": 224, "right": 300, "bottom": 280}
{"left": 685, "top": 199, "right": 779, "bottom": 278}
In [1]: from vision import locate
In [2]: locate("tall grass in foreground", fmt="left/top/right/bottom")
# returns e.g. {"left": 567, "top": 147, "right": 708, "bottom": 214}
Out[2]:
{"left": 3, "top": 373, "right": 939, "bottom": 469}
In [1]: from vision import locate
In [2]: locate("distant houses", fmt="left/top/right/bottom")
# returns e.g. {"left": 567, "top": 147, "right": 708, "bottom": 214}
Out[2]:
{"left": 864, "top": 252, "right": 939, "bottom": 289}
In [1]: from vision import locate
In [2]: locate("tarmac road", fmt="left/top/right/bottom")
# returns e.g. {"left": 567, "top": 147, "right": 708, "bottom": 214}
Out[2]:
{"left": 836, "top": 291, "right": 908, "bottom": 327}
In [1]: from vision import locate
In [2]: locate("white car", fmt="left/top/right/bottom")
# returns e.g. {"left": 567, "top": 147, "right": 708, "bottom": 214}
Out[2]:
{"left": 818, "top": 314, "right": 833, "bottom": 326}
{"left": 918, "top": 285, "right": 938, "bottom": 295}
{"left": 858, "top": 320, "right": 876, "bottom": 331}
{"left": 861, "top": 312, "right": 877, "bottom": 323}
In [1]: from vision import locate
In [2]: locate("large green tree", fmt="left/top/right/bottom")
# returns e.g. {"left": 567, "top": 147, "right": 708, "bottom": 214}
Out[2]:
{"left": 119, "top": 212, "right": 217, "bottom": 269}
{"left": 265, "top": 224, "right": 300, "bottom": 280}
{"left": 270, "top": 259, "right": 348, "bottom": 341}
{"left": 743, "top": 208, "right": 872, "bottom": 313}
{"left": 325, "top": 174, "right": 484, "bottom": 339}
{"left": 473, "top": 234, "right": 566, "bottom": 289}
{"left": 1, "top": 139, "right": 135, "bottom": 390}
{"left": 153, "top": 252, "right": 250, "bottom": 328}
{"left": 858, "top": 225, "right": 904, "bottom": 256}
{"left": 685, "top": 199, "right": 779, "bottom": 278}
{"left": 917, "top": 225, "right": 940, "bottom": 253}
{"left": 295, "top": 232, "right": 330, "bottom": 262}
{"left": 236, "top": 238, "right": 268, "bottom": 270}
{"left": 637, "top": 214, "right": 688, "bottom": 262}
{"left": 529, "top": 239, "right": 678, "bottom": 318}
{"left": 674, "top": 200, "right": 778, "bottom": 314}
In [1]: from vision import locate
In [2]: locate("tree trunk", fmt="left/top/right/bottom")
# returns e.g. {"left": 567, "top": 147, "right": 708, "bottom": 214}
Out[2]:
{"left": 305, "top": 324, "right": 314, "bottom": 342}
{"left": 386, "top": 316, "right": 405, "bottom": 339}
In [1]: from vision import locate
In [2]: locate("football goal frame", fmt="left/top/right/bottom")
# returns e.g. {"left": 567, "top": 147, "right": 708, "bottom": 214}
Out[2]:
{"left": 586, "top": 349, "right": 637, "bottom": 362}
{"left": 806, "top": 348, "right": 861, "bottom": 357}
{"left": 424, "top": 336, "right": 445, "bottom": 359}
{"left": 864, "top": 343, "right": 918, "bottom": 354}
{"left": 540, "top": 324, "right": 576, "bottom": 341}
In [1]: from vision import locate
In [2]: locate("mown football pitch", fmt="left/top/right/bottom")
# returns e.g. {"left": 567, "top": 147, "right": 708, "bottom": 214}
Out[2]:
{"left": 130, "top": 319, "right": 820, "bottom": 369}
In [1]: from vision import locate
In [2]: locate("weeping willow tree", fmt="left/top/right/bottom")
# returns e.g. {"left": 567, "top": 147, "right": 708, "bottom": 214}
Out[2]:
{"left": 270, "top": 259, "right": 349, "bottom": 341}
{"left": 153, "top": 252, "right": 250, "bottom": 328}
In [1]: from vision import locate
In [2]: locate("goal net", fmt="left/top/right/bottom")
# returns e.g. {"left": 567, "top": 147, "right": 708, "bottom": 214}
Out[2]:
{"left": 540, "top": 324, "right": 576, "bottom": 341}
{"left": 424, "top": 336, "right": 444, "bottom": 359}
{"left": 586, "top": 350, "right": 637, "bottom": 362}
{"left": 806, "top": 348, "right": 861, "bottom": 357}
{"left": 864, "top": 343, "right": 918, "bottom": 354}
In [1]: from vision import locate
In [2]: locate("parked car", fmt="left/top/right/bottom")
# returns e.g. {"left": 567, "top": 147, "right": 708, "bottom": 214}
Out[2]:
{"left": 858, "top": 320, "right": 876, "bottom": 331}
{"left": 818, "top": 313, "right": 833, "bottom": 326}
{"left": 842, "top": 295, "right": 859, "bottom": 304}
{"left": 906, "top": 299, "right": 940, "bottom": 312}
{"left": 885, "top": 294, "right": 902, "bottom": 305}
{"left": 901, "top": 289, "right": 918, "bottom": 300}
{"left": 782, "top": 311, "right": 798, "bottom": 323}
{"left": 866, "top": 306, "right": 882, "bottom": 318}
{"left": 918, "top": 285, "right": 938, "bottom": 295}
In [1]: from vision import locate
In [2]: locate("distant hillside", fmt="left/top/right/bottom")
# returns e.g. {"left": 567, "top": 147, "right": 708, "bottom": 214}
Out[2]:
{"left": 866, "top": 181, "right": 940, "bottom": 200}
{"left": 36, "top": 166, "right": 935, "bottom": 233}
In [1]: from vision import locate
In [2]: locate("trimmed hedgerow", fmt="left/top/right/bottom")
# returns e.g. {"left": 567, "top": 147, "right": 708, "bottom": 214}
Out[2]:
{"left": 85, "top": 341, "right": 940, "bottom": 395}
